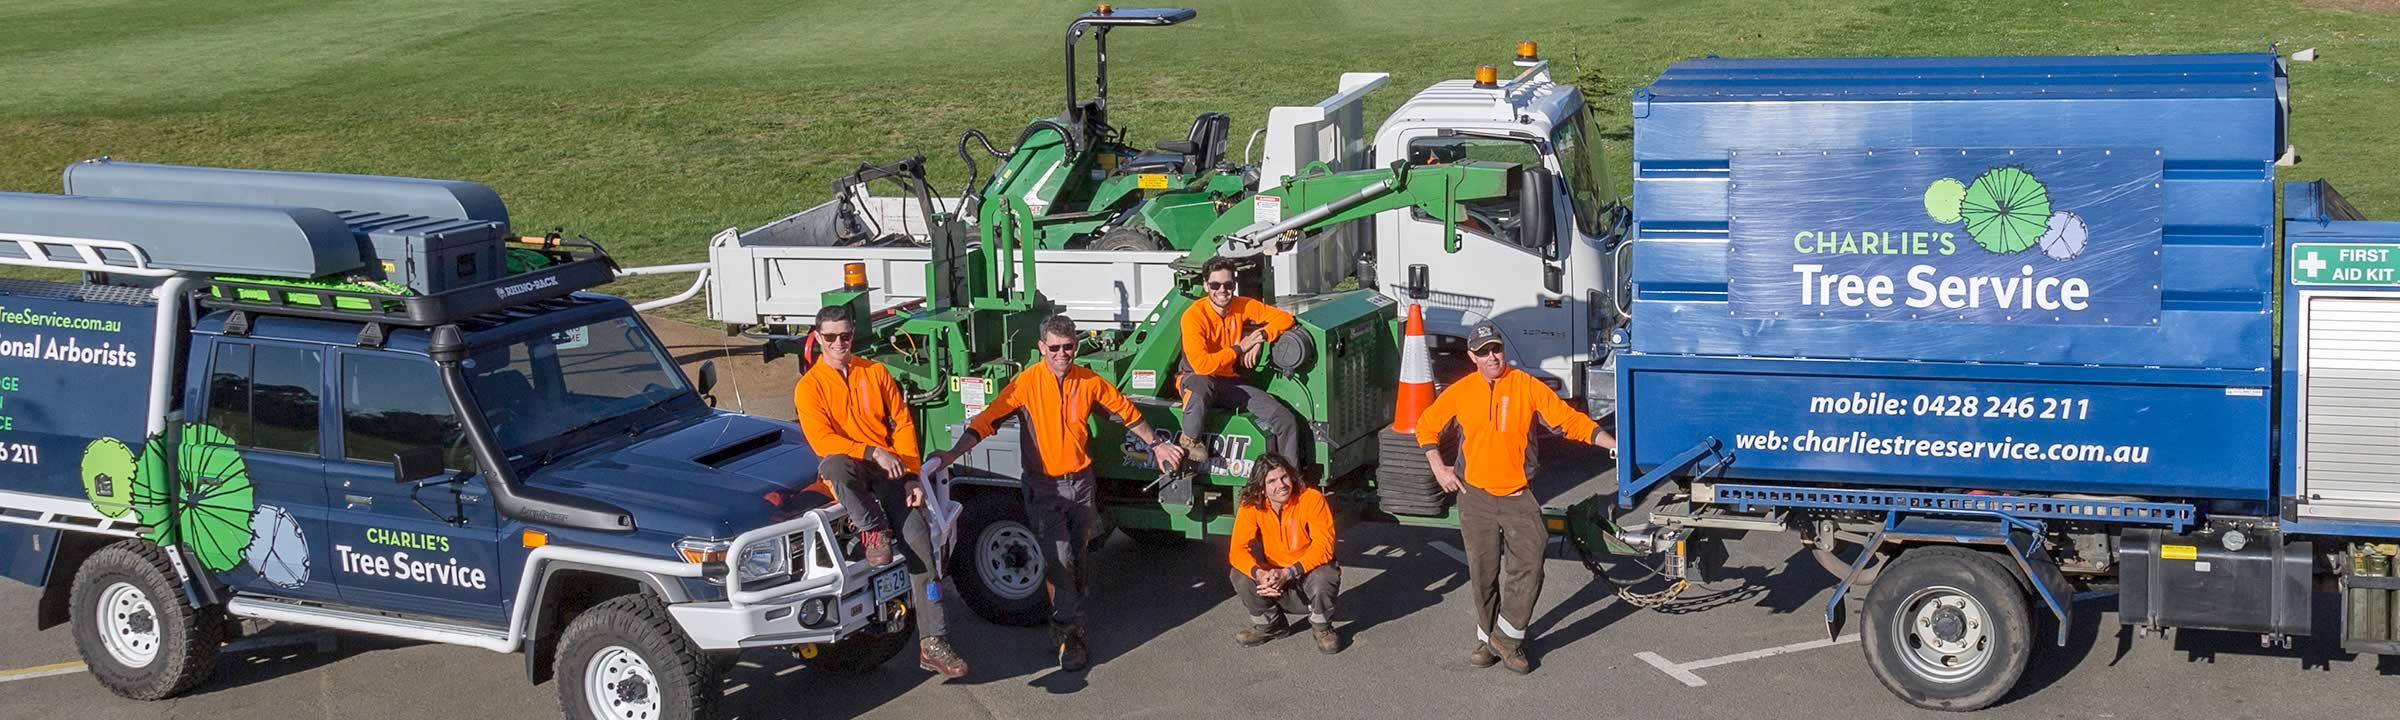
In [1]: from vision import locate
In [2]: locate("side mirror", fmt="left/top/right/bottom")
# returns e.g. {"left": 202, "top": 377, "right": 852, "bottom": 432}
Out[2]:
{"left": 697, "top": 361, "right": 719, "bottom": 408}
{"left": 393, "top": 448, "right": 446, "bottom": 484}
{"left": 1520, "top": 167, "right": 1558, "bottom": 261}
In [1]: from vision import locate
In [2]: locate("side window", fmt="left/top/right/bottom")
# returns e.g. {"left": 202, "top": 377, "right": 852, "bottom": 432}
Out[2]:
{"left": 342, "top": 354, "right": 471, "bottom": 470}
{"left": 205, "top": 344, "right": 254, "bottom": 445}
{"left": 204, "top": 342, "right": 322, "bottom": 454}
{"left": 1405, "top": 136, "right": 1541, "bottom": 252}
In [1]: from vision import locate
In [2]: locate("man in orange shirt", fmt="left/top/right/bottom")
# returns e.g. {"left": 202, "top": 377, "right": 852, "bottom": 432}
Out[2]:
{"left": 1227, "top": 453, "right": 1343, "bottom": 654}
{"left": 1177, "top": 257, "right": 1302, "bottom": 467}
{"left": 1416, "top": 321, "right": 1615, "bottom": 674}
{"left": 929, "top": 315, "right": 1186, "bottom": 672}
{"left": 793, "top": 305, "right": 968, "bottom": 677}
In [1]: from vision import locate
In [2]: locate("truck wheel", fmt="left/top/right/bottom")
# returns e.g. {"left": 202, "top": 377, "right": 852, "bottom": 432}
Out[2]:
{"left": 557, "top": 595, "right": 719, "bottom": 720}
{"left": 70, "top": 541, "right": 222, "bottom": 701}
{"left": 1860, "top": 547, "right": 2032, "bottom": 712}
{"left": 952, "top": 491, "right": 1051, "bottom": 627}
{"left": 801, "top": 612, "right": 914, "bottom": 674}
{"left": 1090, "top": 226, "right": 1166, "bottom": 252}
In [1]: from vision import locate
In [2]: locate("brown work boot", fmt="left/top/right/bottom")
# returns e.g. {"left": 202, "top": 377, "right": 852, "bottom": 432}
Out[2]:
{"left": 861, "top": 529, "right": 893, "bottom": 566}
{"left": 1468, "top": 642, "right": 1499, "bottom": 668}
{"left": 1055, "top": 623, "right": 1090, "bottom": 672}
{"left": 917, "top": 637, "right": 969, "bottom": 678}
{"left": 1498, "top": 645, "right": 1533, "bottom": 675}
{"left": 1178, "top": 436, "right": 1211, "bottom": 465}
{"left": 1234, "top": 617, "right": 1290, "bottom": 647}
{"left": 1313, "top": 624, "right": 1344, "bottom": 654}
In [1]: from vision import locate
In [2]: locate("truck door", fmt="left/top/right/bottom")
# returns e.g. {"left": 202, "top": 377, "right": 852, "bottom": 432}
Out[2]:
{"left": 192, "top": 340, "right": 341, "bottom": 604}
{"left": 322, "top": 351, "right": 503, "bottom": 626}
{"left": 1382, "top": 132, "right": 1578, "bottom": 393}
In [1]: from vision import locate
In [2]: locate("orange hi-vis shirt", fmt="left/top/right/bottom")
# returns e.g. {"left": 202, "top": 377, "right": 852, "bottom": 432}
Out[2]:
{"left": 793, "top": 356, "right": 921, "bottom": 474}
{"left": 1415, "top": 368, "right": 1599, "bottom": 497}
{"left": 1229, "top": 486, "right": 1336, "bottom": 576}
{"left": 1180, "top": 296, "right": 1297, "bottom": 377}
{"left": 965, "top": 365, "right": 1144, "bottom": 476}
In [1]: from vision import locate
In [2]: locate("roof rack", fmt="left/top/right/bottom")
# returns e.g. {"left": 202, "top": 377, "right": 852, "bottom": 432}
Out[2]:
{"left": 198, "top": 238, "right": 620, "bottom": 328}
{"left": 0, "top": 231, "right": 181, "bottom": 278}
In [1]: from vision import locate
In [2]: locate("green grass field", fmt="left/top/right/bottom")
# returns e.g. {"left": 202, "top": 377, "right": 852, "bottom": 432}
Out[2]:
{"left": 5, "top": 0, "right": 2396, "bottom": 320}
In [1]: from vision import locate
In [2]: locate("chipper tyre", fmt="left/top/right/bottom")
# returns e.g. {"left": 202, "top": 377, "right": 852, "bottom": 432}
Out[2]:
{"left": 953, "top": 491, "right": 1052, "bottom": 627}
{"left": 1860, "top": 547, "right": 2033, "bottom": 712}
{"left": 557, "top": 595, "right": 719, "bottom": 720}
{"left": 70, "top": 540, "right": 223, "bottom": 701}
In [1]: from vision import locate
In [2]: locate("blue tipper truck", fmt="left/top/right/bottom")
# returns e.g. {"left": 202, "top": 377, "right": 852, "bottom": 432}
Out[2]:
{"left": 0, "top": 162, "right": 911, "bottom": 720}
{"left": 1594, "top": 50, "right": 2400, "bottom": 711}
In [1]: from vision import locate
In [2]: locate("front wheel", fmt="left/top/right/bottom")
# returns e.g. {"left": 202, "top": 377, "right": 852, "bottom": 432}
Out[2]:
{"left": 557, "top": 595, "right": 719, "bottom": 720}
{"left": 951, "top": 490, "right": 1051, "bottom": 626}
{"left": 69, "top": 541, "right": 223, "bottom": 701}
{"left": 1859, "top": 547, "right": 2032, "bottom": 712}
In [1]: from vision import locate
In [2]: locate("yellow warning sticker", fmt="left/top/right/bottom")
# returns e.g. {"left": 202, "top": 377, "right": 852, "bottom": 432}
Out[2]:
{"left": 1137, "top": 174, "right": 1170, "bottom": 190}
{"left": 2162, "top": 544, "right": 2198, "bottom": 561}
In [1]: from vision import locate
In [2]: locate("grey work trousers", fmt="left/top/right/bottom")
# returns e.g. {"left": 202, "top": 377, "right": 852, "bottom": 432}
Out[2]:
{"left": 1228, "top": 565, "right": 1341, "bottom": 626}
{"left": 822, "top": 455, "right": 951, "bottom": 639}
{"left": 1024, "top": 468, "right": 1100, "bottom": 628}
{"left": 1457, "top": 483, "right": 1545, "bottom": 653}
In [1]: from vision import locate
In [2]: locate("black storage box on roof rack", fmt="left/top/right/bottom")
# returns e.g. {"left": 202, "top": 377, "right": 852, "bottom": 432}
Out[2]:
{"left": 64, "top": 159, "right": 513, "bottom": 294}
{"left": 200, "top": 238, "right": 618, "bottom": 328}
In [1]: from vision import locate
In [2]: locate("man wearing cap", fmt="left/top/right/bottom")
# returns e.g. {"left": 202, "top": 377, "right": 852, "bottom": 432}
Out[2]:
{"left": 1416, "top": 321, "right": 1616, "bottom": 674}
{"left": 1177, "top": 256, "right": 1303, "bottom": 468}
{"left": 928, "top": 314, "right": 1186, "bottom": 672}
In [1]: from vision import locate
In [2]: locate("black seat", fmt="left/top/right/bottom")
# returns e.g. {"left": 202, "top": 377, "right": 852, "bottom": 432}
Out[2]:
{"left": 1121, "top": 112, "right": 1230, "bottom": 176}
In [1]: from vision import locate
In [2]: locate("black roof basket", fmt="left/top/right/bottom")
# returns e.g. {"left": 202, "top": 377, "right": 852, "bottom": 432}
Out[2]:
{"left": 198, "top": 237, "right": 619, "bottom": 328}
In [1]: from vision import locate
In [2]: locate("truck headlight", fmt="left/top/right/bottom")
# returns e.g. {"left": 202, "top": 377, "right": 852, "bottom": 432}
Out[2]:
{"left": 734, "top": 541, "right": 789, "bottom": 585}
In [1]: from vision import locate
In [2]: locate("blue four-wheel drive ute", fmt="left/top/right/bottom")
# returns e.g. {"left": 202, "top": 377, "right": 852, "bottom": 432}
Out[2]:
{"left": 0, "top": 162, "right": 914, "bottom": 720}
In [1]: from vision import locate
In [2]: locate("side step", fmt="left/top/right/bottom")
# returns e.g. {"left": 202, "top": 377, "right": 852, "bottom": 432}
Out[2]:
{"left": 226, "top": 597, "right": 514, "bottom": 653}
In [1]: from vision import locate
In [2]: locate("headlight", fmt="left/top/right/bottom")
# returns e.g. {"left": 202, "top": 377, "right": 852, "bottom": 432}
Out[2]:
{"left": 735, "top": 541, "right": 789, "bottom": 585}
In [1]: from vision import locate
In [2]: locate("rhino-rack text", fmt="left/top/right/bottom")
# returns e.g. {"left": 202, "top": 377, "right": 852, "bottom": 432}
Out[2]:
{"left": 494, "top": 275, "right": 561, "bottom": 299}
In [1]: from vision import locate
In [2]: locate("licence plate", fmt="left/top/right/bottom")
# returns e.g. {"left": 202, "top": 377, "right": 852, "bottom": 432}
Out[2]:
{"left": 872, "top": 567, "right": 909, "bottom": 603}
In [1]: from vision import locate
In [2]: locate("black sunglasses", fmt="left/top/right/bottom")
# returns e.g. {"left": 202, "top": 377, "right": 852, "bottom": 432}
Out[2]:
{"left": 1206, "top": 280, "right": 1236, "bottom": 290}
{"left": 819, "top": 331, "right": 854, "bottom": 343}
{"left": 1469, "top": 344, "right": 1504, "bottom": 357}
{"left": 1044, "top": 342, "right": 1078, "bottom": 354}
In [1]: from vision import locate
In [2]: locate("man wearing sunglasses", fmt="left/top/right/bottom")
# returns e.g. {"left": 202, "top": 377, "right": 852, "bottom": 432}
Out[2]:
{"left": 1415, "top": 321, "right": 1616, "bottom": 675}
{"left": 1176, "top": 256, "right": 1302, "bottom": 469}
{"left": 792, "top": 304, "right": 969, "bottom": 677}
{"left": 929, "top": 315, "right": 1187, "bottom": 672}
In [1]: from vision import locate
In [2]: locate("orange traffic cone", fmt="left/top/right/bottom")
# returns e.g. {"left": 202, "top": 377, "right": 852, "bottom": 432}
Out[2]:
{"left": 1392, "top": 303, "right": 1435, "bottom": 433}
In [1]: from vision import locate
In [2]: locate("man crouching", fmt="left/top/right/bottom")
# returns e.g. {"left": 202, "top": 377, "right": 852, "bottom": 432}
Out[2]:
{"left": 1227, "top": 453, "right": 1343, "bottom": 654}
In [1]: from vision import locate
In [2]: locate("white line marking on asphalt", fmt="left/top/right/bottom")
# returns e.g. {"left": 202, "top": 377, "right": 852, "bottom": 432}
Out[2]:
{"left": 0, "top": 662, "right": 85, "bottom": 684}
{"left": 1428, "top": 540, "right": 1467, "bottom": 564}
{"left": 1639, "top": 634, "right": 1861, "bottom": 688}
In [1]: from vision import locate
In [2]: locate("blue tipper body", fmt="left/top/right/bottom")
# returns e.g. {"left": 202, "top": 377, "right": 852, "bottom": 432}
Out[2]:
{"left": 1620, "top": 53, "right": 2287, "bottom": 505}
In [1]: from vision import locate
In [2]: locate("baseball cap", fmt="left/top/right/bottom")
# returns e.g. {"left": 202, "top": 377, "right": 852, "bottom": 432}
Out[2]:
{"left": 1467, "top": 321, "right": 1505, "bottom": 351}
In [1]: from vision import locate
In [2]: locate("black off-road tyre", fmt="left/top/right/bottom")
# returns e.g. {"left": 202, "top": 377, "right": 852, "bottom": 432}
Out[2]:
{"left": 69, "top": 540, "right": 223, "bottom": 701}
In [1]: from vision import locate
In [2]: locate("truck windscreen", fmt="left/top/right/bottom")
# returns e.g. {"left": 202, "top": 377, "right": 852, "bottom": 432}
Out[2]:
{"left": 462, "top": 315, "right": 692, "bottom": 453}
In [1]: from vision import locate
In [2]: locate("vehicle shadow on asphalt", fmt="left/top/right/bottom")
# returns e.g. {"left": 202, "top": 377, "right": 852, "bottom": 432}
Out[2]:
{"left": 183, "top": 631, "right": 419, "bottom": 698}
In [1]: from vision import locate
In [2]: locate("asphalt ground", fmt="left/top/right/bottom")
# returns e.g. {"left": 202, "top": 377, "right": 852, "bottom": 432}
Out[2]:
{"left": 5, "top": 319, "right": 2399, "bottom": 719}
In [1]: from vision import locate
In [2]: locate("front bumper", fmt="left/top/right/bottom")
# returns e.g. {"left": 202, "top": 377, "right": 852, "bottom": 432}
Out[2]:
{"left": 664, "top": 508, "right": 911, "bottom": 650}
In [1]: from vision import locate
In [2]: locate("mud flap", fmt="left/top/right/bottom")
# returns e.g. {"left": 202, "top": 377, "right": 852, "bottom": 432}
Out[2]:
{"left": 1824, "top": 514, "right": 2072, "bottom": 645}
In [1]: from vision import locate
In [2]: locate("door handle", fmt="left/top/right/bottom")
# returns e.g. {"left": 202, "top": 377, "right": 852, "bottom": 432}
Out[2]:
{"left": 344, "top": 495, "right": 373, "bottom": 506}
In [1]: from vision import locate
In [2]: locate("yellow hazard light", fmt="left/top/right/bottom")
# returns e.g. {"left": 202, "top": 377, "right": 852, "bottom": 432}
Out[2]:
{"left": 521, "top": 529, "right": 548, "bottom": 549}
{"left": 841, "top": 261, "right": 867, "bottom": 291}
{"left": 1474, "top": 65, "right": 1499, "bottom": 88}
{"left": 1518, "top": 41, "right": 1539, "bottom": 60}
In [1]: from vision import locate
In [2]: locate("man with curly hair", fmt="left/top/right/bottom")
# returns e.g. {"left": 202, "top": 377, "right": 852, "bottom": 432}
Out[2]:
{"left": 1226, "top": 452, "right": 1342, "bottom": 654}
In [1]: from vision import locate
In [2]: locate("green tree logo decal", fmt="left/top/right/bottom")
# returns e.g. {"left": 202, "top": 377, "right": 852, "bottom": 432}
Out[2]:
{"left": 80, "top": 437, "right": 139, "bottom": 519}
{"left": 1927, "top": 166, "right": 2090, "bottom": 261}
{"left": 128, "top": 424, "right": 257, "bottom": 573}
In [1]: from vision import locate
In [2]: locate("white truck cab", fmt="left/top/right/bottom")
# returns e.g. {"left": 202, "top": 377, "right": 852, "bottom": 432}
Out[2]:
{"left": 1263, "top": 48, "right": 1623, "bottom": 404}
